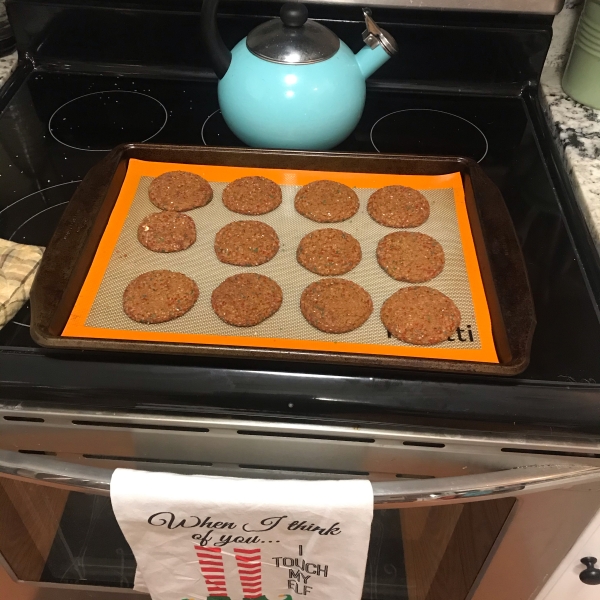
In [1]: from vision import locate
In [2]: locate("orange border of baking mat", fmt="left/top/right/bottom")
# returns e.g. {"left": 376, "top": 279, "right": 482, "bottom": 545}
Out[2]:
{"left": 62, "top": 158, "right": 499, "bottom": 363}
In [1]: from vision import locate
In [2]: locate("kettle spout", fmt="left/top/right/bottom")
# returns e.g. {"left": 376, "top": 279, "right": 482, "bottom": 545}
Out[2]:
{"left": 355, "top": 8, "right": 397, "bottom": 79}
{"left": 355, "top": 44, "right": 393, "bottom": 80}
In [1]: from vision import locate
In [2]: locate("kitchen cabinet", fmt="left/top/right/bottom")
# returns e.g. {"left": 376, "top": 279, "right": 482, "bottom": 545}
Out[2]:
{"left": 535, "top": 506, "right": 600, "bottom": 599}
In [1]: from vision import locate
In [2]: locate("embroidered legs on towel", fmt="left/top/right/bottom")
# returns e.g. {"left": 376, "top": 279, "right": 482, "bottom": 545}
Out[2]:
{"left": 195, "top": 545, "right": 230, "bottom": 599}
{"left": 234, "top": 547, "right": 263, "bottom": 600}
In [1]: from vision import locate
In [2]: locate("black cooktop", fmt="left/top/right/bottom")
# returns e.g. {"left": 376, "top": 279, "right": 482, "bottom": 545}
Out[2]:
{"left": 2, "top": 49, "right": 600, "bottom": 431}
{"left": 1, "top": 70, "right": 597, "bottom": 371}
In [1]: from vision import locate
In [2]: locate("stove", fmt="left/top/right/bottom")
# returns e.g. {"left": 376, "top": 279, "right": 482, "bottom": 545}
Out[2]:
{"left": 1, "top": 0, "right": 600, "bottom": 433}
{"left": 5, "top": 4, "right": 600, "bottom": 600}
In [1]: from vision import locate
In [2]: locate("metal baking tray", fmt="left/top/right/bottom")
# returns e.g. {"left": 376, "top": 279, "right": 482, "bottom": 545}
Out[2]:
{"left": 30, "top": 144, "right": 535, "bottom": 375}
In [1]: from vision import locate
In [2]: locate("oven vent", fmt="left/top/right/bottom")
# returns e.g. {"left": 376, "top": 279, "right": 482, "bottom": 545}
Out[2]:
{"left": 501, "top": 448, "right": 600, "bottom": 459}
{"left": 82, "top": 454, "right": 213, "bottom": 467}
{"left": 72, "top": 420, "right": 209, "bottom": 433}
{"left": 402, "top": 441, "right": 445, "bottom": 448}
{"left": 239, "top": 464, "right": 369, "bottom": 477}
{"left": 236, "top": 430, "right": 375, "bottom": 443}
{"left": 18, "top": 450, "right": 56, "bottom": 456}
{"left": 4, "top": 416, "right": 44, "bottom": 422}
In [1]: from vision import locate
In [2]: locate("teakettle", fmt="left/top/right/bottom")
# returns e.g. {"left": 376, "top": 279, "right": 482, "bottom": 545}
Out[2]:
{"left": 200, "top": 1, "right": 397, "bottom": 150}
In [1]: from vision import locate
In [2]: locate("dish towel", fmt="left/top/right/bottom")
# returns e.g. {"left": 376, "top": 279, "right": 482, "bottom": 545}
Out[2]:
{"left": 111, "top": 469, "right": 374, "bottom": 600}
{"left": 0, "top": 238, "right": 44, "bottom": 329}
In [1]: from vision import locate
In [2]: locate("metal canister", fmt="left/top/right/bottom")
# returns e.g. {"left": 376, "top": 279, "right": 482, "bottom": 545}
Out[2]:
{"left": 562, "top": 0, "right": 600, "bottom": 109}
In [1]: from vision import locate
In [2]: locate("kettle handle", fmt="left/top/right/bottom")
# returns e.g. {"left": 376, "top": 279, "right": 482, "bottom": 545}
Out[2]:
{"left": 200, "top": 0, "right": 232, "bottom": 79}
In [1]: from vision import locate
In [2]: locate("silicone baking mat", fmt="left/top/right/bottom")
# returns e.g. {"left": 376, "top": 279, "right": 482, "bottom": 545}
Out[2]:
{"left": 62, "top": 159, "right": 498, "bottom": 363}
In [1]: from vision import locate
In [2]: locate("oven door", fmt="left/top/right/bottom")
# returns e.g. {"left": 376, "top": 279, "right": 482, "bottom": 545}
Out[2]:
{"left": 1, "top": 415, "right": 600, "bottom": 600}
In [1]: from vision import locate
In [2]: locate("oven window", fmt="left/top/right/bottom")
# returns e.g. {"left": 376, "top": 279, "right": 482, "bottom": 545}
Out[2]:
{"left": 0, "top": 479, "right": 514, "bottom": 599}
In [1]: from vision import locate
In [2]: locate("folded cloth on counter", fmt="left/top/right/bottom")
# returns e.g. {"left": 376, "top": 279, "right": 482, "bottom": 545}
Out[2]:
{"left": 0, "top": 238, "right": 44, "bottom": 329}
{"left": 111, "top": 470, "right": 374, "bottom": 600}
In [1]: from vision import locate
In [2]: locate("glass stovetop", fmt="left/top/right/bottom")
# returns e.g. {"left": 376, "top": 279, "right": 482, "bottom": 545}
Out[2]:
{"left": 1, "top": 69, "right": 600, "bottom": 385}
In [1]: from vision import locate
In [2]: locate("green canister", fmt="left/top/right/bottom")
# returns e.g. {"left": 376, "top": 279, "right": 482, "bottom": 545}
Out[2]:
{"left": 562, "top": 0, "right": 600, "bottom": 109}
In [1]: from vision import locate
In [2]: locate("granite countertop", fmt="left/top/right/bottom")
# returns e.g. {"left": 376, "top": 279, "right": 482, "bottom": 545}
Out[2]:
{"left": 0, "top": 51, "right": 17, "bottom": 89}
{"left": 541, "top": 1, "right": 600, "bottom": 252}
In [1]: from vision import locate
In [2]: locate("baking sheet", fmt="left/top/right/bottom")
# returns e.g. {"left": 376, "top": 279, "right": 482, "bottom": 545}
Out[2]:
{"left": 62, "top": 159, "right": 498, "bottom": 363}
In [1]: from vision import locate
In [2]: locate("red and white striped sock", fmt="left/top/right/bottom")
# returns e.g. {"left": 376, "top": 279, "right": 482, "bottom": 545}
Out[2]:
{"left": 195, "top": 546, "right": 228, "bottom": 598}
{"left": 234, "top": 548, "right": 262, "bottom": 599}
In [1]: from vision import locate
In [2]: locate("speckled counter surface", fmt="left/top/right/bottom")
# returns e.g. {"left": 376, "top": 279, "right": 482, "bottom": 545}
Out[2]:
{"left": 0, "top": 50, "right": 17, "bottom": 89}
{"left": 541, "top": 1, "right": 600, "bottom": 252}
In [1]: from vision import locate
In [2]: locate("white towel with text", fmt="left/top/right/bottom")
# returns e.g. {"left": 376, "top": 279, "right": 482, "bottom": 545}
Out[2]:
{"left": 111, "top": 469, "right": 373, "bottom": 600}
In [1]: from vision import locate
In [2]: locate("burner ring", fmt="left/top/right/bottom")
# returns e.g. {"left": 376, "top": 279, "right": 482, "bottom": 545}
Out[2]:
{"left": 9, "top": 201, "right": 69, "bottom": 241}
{"left": 201, "top": 109, "right": 221, "bottom": 146}
{"left": 201, "top": 109, "right": 245, "bottom": 147}
{"left": 0, "top": 180, "right": 81, "bottom": 217}
{"left": 370, "top": 108, "right": 489, "bottom": 163}
{"left": 48, "top": 90, "right": 168, "bottom": 152}
{"left": 1, "top": 180, "right": 82, "bottom": 247}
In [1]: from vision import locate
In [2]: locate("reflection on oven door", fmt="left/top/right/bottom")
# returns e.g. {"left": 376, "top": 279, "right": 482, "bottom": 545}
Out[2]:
{"left": 0, "top": 479, "right": 514, "bottom": 600}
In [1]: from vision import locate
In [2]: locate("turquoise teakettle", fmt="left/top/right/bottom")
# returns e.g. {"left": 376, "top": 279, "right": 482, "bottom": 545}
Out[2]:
{"left": 200, "top": 1, "right": 397, "bottom": 150}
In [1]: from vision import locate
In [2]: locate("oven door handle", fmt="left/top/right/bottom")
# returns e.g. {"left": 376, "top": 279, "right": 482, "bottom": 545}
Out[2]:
{"left": 1, "top": 449, "right": 599, "bottom": 507}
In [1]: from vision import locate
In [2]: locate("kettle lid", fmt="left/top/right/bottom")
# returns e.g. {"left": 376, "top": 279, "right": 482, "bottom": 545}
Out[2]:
{"left": 246, "top": 3, "right": 340, "bottom": 65}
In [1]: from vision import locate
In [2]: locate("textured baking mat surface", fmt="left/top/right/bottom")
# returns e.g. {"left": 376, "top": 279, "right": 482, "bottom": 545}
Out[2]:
{"left": 63, "top": 159, "right": 498, "bottom": 363}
